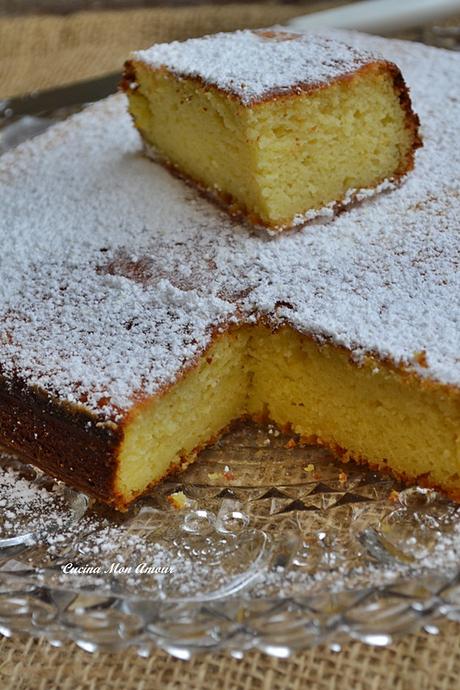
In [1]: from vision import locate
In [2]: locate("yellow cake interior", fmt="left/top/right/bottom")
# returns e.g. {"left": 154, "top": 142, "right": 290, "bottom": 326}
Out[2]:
{"left": 128, "top": 62, "right": 416, "bottom": 228}
{"left": 116, "top": 326, "right": 460, "bottom": 506}
{"left": 117, "top": 328, "right": 251, "bottom": 498}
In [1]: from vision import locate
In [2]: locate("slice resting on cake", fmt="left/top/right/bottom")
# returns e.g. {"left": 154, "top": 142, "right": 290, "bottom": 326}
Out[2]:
{"left": 123, "top": 29, "right": 421, "bottom": 230}
{"left": 0, "top": 32, "right": 458, "bottom": 510}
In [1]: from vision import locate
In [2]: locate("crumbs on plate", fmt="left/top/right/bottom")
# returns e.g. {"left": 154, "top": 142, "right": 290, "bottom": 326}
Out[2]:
{"left": 167, "top": 490, "right": 188, "bottom": 510}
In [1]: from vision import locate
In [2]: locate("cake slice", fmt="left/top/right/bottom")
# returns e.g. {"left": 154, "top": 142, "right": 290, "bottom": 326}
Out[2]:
{"left": 123, "top": 29, "right": 422, "bottom": 231}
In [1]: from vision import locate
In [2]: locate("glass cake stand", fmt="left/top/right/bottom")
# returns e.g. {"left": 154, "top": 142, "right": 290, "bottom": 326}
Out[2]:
{"left": 0, "top": 422, "right": 460, "bottom": 657}
{"left": 1, "top": 64, "right": 460, "bottom": 656}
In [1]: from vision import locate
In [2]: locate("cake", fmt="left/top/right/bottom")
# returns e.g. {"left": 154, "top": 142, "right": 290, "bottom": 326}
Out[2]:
{"left": 123, "top": 29, "right": 422, "bottom": 231}
{"left": 0, "top": 32, "right": 458, "bottom": 510}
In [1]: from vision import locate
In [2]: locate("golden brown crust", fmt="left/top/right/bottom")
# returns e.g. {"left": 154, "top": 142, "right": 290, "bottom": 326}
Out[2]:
{"left": 0, "top": 371, "right": 122, "bottom": 504}
{"left": 386, "top": 61, "right": 423, "bottom": 173}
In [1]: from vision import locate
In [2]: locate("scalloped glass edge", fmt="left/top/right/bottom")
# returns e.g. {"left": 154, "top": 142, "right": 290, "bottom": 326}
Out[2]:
{"left": 0, "top": 433, "right": 460, "bottom": 658}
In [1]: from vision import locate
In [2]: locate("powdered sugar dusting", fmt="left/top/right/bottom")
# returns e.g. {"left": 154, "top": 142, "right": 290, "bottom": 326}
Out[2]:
{"left": 0, "top": 32, "right": 459, "bottom": 425}
{"left": 132, "top": 29, "right": 379, "bottom": 104}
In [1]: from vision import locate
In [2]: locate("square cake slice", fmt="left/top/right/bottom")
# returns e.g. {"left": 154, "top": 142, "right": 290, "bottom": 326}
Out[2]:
{"left": 123, "top": 29, "right": 421, "bottom": 231}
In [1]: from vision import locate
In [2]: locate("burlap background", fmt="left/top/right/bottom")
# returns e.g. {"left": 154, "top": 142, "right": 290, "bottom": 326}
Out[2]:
{"left": 1, "top": 4, "right": 460, "bottom": 688}
{"left": 1, "top": 621, "right": 460, "bottom": 690}
{"left": 0, "top": 3, "right": 345, "bottom": 98}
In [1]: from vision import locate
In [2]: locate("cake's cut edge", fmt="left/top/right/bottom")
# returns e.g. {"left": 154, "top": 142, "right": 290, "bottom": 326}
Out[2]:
{"left": 141, "top": 140, "right": 402, "bottom": 232}
{"left": 114, "top": 320, "right": 460, "bottom": 508}
{"left": 1, "top": 322, "right": 458, "bottom": 511}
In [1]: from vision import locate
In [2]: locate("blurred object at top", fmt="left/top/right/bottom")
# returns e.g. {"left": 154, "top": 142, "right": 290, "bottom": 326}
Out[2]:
{"left": 289, "top": 0, "right": 460, "bottom": 35}
{"left": 426, "top": 23, "right": 460, "bottom": 49}
{"left": 0, "top": 0, "right": 344, "bottom": 15}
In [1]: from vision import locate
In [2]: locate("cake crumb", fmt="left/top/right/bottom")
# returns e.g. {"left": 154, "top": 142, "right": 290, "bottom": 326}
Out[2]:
{"left": 414, "top": 350, "right": 428, "bottom": 368}
{"left": 167, "top": 491, "right": 188, "bottom": 510}
{"left": 388, "top": 489, "right": 401, "bottom": 503}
